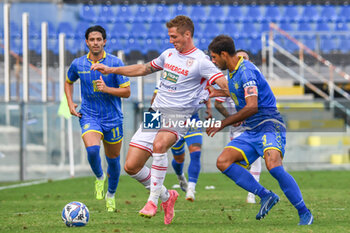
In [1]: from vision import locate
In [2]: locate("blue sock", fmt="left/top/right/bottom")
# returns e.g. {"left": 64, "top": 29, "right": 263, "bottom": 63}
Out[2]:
{"left": 171, "top": 159, "right": 184, "bottom": 176}
{"left": 223, "top": 163, "right": 270, "bottom": 198}
{"left": 188, "top": 151, "right": 201, "bottom": 183}
{"left": 269, "top": 166, "right": 308, "bottom": 215}
{"left": 86, "top": 145, "right": 103, "bottom": 178}
{"left": 105, "top": 156, "right": 121, "bottom": 195}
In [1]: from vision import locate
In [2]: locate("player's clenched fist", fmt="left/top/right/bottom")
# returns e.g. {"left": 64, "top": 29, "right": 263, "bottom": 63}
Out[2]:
{"left": 91, "top": 63, "right": 111, "bottom": 74}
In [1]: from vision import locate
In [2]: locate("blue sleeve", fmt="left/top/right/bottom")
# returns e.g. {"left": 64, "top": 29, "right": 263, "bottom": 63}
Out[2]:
{"left": 66, "top": 59, "right": 79, "bottom": 83}
{"left": 241, "top": 67, "right": 257, "bottom": 88}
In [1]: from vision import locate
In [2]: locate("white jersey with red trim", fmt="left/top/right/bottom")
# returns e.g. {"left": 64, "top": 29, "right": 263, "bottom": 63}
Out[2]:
{"left": 151, "top": 47, "right": 224, "bottom": 115}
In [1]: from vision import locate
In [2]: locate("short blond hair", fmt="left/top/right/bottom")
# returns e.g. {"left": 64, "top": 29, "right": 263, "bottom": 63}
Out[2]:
{"left": 166, "top": 15, "right": 194, "bottom": 37}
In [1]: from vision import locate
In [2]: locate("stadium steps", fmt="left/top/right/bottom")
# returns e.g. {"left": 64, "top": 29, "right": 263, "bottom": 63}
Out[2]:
{"left": 268, "top": 80, "right": 314, "bottom": 101}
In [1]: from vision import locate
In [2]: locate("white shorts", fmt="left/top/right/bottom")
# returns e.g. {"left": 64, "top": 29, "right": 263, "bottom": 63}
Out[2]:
{"left": 130, "top": 115, "right": 190, "bottom": 154}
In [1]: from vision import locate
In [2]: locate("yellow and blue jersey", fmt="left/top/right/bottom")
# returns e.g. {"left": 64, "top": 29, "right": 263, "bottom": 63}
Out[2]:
{"left": 228, "top": 57, "right": 284, "bottom": 129}
{"left": 67, "top": 51, "right": 130, "bottom": 127}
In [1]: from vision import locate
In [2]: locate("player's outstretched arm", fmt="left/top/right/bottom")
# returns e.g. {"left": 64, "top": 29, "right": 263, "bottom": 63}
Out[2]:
{"left": 91, "top": 62, "right": 158, "bottom": 77}
{"left": 64, "top": 81, "right": 82, "bottom": 118}
{"left": 214, "top": 100, "right": 229, "bottom": 118}
{"left": 95, "top": 76, "right": 130, "bottom": 98}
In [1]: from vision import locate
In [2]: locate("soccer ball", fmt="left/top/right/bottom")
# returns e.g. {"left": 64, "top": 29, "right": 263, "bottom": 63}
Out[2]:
{"left": 61, "top": 201, "right": 89, "bottom": 227}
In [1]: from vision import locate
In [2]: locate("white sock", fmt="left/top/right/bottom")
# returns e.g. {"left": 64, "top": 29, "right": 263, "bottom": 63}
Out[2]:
{"left": 188, "top": 181, "right": 196, "bottom": 191}
{"left": 250, "top": 157, "right": 262, "bottom": 182}
{"left": 148, "top": 153, "right": 168, "bottom": 205}
{"left": 106, "top": 191, "right": 115, "bottom": 198}
{"left": 130, "top": 166, "right": 151, "bottom": 189}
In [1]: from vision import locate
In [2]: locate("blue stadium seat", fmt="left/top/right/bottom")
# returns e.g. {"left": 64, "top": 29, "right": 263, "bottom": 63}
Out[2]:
{"left": 264, "top": 5, "right": 282, "bottom": 23}
{"left": 300, "top": 5, "right": 319, "bottom": 22}
{"left": 48, "top": 38, "right": 59, "bottom": 55}
{"left": 282, "top": 5, "right": 300, "bottom": 23}
{"left": 240, "top": 22, "right": 259, "bottom": 39}
{"left": 235, "top": 38, "right": 248, "bottom": 50}
{"left": 66, "top": 38, "right": 81, "bottom": 55}
{"left": 111, "top": 22, "right": 129, "bottom": 39}
{"left": 79, "top": 4, "right": 98, "bottom": 22}
{"left": 259, "top": 21, "right": 271, "bottom": 34}
{"left": 202, "top": 22, "right": 221, "bottom": 39}
{"left": 172, "top": 4, "right": 189, "bottom": 17}
{"left": 29, "top": 38, "right": 41, "bottom": 54}
{"left": 316, "top": 21, "right": 331, "bottom": 31}
{"left": 320, "top": 35, "right": 337, "bottom": 53}
{"left": 223, "top": 22, "right": 240, "bottom": 39}
{"left": 129, "top": 22, "right": 148, "bottom": 39}
{"left": 335, "top": 20, "right": 348, "bottom": 31}
{"left": 133, "top": 4, "right": 152, "bottom": 23}
{"left": 226, "top": 5, "right": 245, "bottom": 23}
{"left": 284, "top": 38, "right": 299, "bottom": 53}
{"left": 245, "top": 5, "right": 263, "bottom": 23}
{"left": 197, "top": 37, "right": 209, "bottom": 51}
{"left": 10, "top": 38, "right": 22, "bottom": 55}
{"left": 75, "top": 22, "right": 91, "bottom": 39}
{"left": 297, "top": 20, "right": 313, "bottom": 31}
{"left": 246, "top": 38, "right": 262, "bottom": 55}
{"left": 125, "top": 38, "right": 144, "bottom": 60}
{"left": 301, "top": 35, "right": 317, "bottom": 51}
{"left": 207, "top": 4, "right": 225, "bottom": 23}
{"left": 57, "top": 22, "right": 75, "bottom": 39}
{"left": 338, "top": 5, "right": 350, "bottom": 22}
{"left": 115, "top": 5, "right": 134, "bottom": 23}
{"left": 279, "top": 21, "right": 295, "bottom": 31}
{"left": 152, "top": 4, "right": 171, "bottom": 23}
{"left": 319, "top": 5, "right": 337, "bottom": 22}
{"left": 47, "top": 21, "right": 57, "bottom": 39}
{"left": 28, "top": 21, "right": 40, "bottom": 39}
{"left": 190, "top": 4, "right": 207, "bottom": 23}
{"left": 159, "top": 38, "right": 173, "bottom": 51}
{"left": 10, "top": 21, "right": 21, "bottom": 38}
{"left": 339, "top": 36, "right": 350, "bottom": 53}
{"left": 144, "top": 38, "right": 160, "bottom": 54}
{"left": 147, "top": 22, "right": 167, "bottom": 39}
{"left": 98, "top": 5, "right": 116, "bottom": 23}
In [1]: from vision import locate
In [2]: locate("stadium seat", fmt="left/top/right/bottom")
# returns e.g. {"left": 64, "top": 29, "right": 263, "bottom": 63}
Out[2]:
{"left": 235, "top": 38, "right": 248, "bottom": 50}
{"left": 79, "top": 4, "right": 98, "bottom": 22}
{"left": 316, "top": 21, "right": 331, "bottom": 31}
{"left": 338, "top": 5, "right": 350, "bottom": 22}
{"left": 226, "top": 5, "right": 245, "bottom": 23}
{"left": 152, "top": 4, "right": 171, "bottom": 23}
{"left": 125, "top": 38, "right": 144, "bottom": 61}
{"left": 129, "top": 22, "right": 148, "bottom": 39}
{"left": 207, "top": 4, "right": 225, "bottom": 23}
{"left": 301, "top": 35, "right": 317, "bottom": 51}
{"left": 66, "top": 38, "right": 81, "bottom": 55}
{"left": 133, "top": 4, "right": 152, "bottom": 23}
{"left": 300, "top": 4, "right": 319, "bottom": 22}
{"left": 75, "top": 22, "right": 91, "bottom": 39}
{"left": 282, "top": 5, "right": 300, "bottom": 23}
{"left": 111, "top": 22, "right": 129, "bottom": 39}
{"left": 57, "top": 22, "right": 75, "bottom": 39}
{"left": 10, "top": 21, "right": 21, "bottom": 38}
{"left": 190, "top": 4, "right": 207, "bottom": 23}
{"left": 147, "top": 22, "right": 168, "bottom": 39}
{"left": 202, "top": 22, "right": 221, "bottom": 39}
{"left": 264, "top": 5, "right": 282, "bottom": 23}
{"left": 339, "top": 36, "right": 350, "bottom": 53}
{"left": 319, "top": 5, "right": 337, "bottom": 22}
{"left": 144, "top": 38, "right": 160, "bottom": 55}
{"left": 172, "top": 3, "right": 189, "bottom": 17}
{"left": 240, "top": 22, "right": 259, "bottom": 39}
{"left": 47, "top": 21, "right": 57, "bottom": 39}
{"left": 197, "top": 37, "right": 210, "bottom": 51}
{"left": 48, "top": 38, "right": 59, "bottom": 55}
{"left": 320, "top": 36, "right": 338, "bottom": 54}
{"left": 115, "top": 5, "right": 134, "bottom": 23}
{"left": 98, "top": 5, "right": 116, "bottom": 23}
{"left": 297, "top": 20, "right": 314, "bottom": 31}
{"left": 159, "top": 38, "right": 173, "bottom": 51}
{"left": 246, "top": 38, "right": 262, "bottom": 55}
{"left": 223, "top": 22, "right": 240, "bottom": 39}
{"left": 279, "top": 21, "right": 295, "bottom": 31}
{"left": 10, "top": 38, "right": 22, "bottom": 55}
{"left": 335, "top": 20, "right": 348, "bottom": 31}
{"left": 245, "top": 5, "right": 263, "bottom": 23}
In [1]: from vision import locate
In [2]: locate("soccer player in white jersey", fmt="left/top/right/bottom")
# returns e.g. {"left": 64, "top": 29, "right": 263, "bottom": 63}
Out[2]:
{"left": 91, "top": 16, "right": 229, "bottom": 224}
{"left": 215, "top": 49, "right": 262, "bottom": 204}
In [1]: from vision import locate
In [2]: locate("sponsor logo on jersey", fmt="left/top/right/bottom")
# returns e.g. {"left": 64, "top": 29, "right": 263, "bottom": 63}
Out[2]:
{"left": 243, "top": 80, "right": 257, "bottom": 88}
{"left": 186, "top": 58, "right": 194, "bottom": 67}
{"left": 78, "top": 71, "right": 91, "bottom": 74}
{"left": 163, "top": 71, "right": 179, "bottom": 83}
{"left": 83, "top": 123, "right": 90, "bottom": 130}
{"left": 164, "top": 63, "right": 189, "bottom": 76}
{"left": 159, "top": 82, "right": 177, "bottom": 92}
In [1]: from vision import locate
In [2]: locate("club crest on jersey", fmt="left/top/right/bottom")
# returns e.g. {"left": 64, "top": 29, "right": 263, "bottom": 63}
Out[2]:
{"left": 168, "top": 52, "right": 172, "bottom": 57}
{"left": 186, "top": 58, "right": 194, "bottom": 67}
{"left": 163, "top": 71, "right": 179, "bottom": 83}
{"left": 83, "top": 123, "right": 90, "bottom": 130}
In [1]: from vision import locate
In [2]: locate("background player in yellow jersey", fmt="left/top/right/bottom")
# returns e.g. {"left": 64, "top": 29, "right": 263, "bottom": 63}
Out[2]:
{"left": 65, "top": 25, "right": 130, "bottom": 212}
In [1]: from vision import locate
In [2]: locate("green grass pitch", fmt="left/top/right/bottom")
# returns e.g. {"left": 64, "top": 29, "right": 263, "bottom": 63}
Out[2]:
{"left": 0, "top": 170, "right": 349, "bottom": 233}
